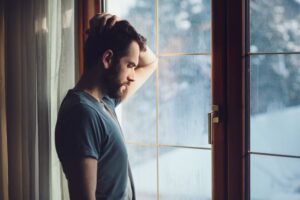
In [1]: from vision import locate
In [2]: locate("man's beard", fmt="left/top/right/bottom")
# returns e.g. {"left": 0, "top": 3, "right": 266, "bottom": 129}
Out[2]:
{"left": 99, "top": 62, "right": 128, "bottom": 101}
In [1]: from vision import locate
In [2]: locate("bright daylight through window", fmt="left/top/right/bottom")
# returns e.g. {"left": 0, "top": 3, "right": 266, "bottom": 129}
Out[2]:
{"left": 249, "top": 0, "right": 300, "bottom": 199}
{"left": 107, "top": 0, "right": 212, "bottom": 199}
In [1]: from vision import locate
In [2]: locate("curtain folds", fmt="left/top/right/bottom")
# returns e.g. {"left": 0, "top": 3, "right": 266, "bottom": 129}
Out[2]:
{"left": 49, "top": 0, "right": 75, "bottom": 199}
{"left": 2, "top": 0, "right": 75, "bottom": 199}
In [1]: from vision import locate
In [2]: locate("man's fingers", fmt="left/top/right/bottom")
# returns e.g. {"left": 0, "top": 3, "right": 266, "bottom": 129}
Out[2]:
{"left": 89, "top": 13, "right": 119, "bottom": 35}
{"left": 90, "top": 13, "right": 111, "bottom": 27}
{"left": 106, "top": 15, "right": 118, "bottom": 28}
{"left": 95, "top": 12, "right": 109, "bottom": 17}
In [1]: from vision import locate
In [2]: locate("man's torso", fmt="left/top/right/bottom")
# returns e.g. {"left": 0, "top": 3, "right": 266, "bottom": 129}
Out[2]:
{"left": 55, "top": 89, "right": 134, "bottom": 200}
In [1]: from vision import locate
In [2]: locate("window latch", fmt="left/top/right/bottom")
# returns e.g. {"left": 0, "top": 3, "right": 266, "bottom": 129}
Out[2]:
{"left": 208, "top": 105, "right": 219, "bottom": 144}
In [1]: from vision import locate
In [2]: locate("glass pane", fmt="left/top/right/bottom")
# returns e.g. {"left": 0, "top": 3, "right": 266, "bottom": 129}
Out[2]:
{"left": 107, "top": 0, "right": 157, "bottom": 144}
{"left": 118, "top": 75, "right": 156, "bottom": 144}
{"left": 250, "top": 54, "right": 300, "bottom": 156}
{"left": 159, "top": 0, "right": 211, "bottom": 53}
{"left": 107, "top": 0, "right": 155, "bottom": 50}
{"left": 250, "top": 0, "right": 300, "bottom": 53}
{"left": 159, "top": 56, "right": 211, "bottom": 147}
{"left": 159, "top": 147, "right": 211, "bottom": 200}
{"left": 251, "top": 155, "right": 300, "bottom": 200}
{"left": 127, "top": 145, "right": 157, "bottom": 200}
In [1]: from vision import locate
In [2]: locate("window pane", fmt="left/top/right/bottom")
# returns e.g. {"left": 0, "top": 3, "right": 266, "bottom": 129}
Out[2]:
{"left": 159, "top": 0, "right": 211, "bottom": 53}
{"left": 107, "top": 0, "right": 155, "bottom": 50}
{"left": 250, "top": 0, "right": 300, "bottom": 53}
{"left": 119, "top": 75, "right": 156, "bottom": 144}
{"left": 159, "top": 56, "right": 211, "bottom": 147}
{"left": 250, "top": 54, "right": 300, "bottom": 155}
{"left": 127, "top": 145, "right": 157, "bottom": 200}
{"left": 159, "top": 147, "right": 211, "bottom": 200}
{"left": 251, "top": 155, "right": 300, "bottom": 200}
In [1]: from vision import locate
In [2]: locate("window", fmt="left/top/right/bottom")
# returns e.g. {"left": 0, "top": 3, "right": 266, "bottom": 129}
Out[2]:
{"left": 106, "top": 0, "right": 212, "bottom": 199}
{"left": 247, "top": 0, "right": 300, "bottom": 199}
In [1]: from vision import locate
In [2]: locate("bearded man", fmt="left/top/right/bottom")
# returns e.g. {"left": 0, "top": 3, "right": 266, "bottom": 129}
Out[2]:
{"left": 55, "top": 13, "right": 157, "bottom": 200}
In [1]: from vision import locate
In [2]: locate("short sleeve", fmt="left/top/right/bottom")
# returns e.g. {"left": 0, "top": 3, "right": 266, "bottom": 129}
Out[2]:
{"left": 55, "top": 104, "right": 103, "bottom": 161}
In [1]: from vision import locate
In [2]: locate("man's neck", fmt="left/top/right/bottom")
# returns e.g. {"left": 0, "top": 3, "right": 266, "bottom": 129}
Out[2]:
{"left": 74, "top": 70, "right": 104, "bottom": 102}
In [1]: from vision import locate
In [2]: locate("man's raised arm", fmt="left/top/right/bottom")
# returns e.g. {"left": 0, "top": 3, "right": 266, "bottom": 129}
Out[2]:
{"left": 123, "top": 45, "right": 158, "bottom": 101}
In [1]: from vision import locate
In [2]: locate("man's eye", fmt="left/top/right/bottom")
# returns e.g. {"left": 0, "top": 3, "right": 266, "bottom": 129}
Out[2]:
{"left": 128, "top": 64, "right": 136, "bottom": 68}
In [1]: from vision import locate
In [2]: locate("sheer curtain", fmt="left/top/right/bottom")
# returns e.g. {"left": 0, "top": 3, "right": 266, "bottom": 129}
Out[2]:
{"left": 49, "top": 0, "right": 75, "bottom": 199}
{"left": 2, "top": 0, "right": 75, "bottom": 199}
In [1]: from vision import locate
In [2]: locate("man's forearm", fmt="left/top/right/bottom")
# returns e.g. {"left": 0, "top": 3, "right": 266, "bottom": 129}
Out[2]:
{"left": 137, "top": 46, "right": 158, "bottom": 68}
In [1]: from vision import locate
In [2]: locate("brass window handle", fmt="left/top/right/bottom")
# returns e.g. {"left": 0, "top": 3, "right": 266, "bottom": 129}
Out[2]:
{"left": 208, "top": 105, "right": 219, "bottom": 144}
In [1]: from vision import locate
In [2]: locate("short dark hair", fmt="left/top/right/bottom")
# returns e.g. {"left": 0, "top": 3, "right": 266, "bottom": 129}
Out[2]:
{"left": 84, "top": 20, "right": 147, "bottom": 70}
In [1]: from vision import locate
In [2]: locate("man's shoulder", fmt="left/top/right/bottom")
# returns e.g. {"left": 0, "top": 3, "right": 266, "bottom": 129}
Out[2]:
{"left": 59, "top": 89, "right": 101, "bottom": 115}
{"left": 56, "top": 91, "right": 105, "bottom": 135}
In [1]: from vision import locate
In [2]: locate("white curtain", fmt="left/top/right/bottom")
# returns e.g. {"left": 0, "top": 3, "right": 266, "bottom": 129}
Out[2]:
{"left": 49, "top": 0, "right": 75, "bottom": 199}
{"left": 2, "top": 0, "right": 75, "bottom": 199}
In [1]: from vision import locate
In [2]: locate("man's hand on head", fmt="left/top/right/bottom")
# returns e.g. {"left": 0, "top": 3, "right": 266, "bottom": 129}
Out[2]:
{"left": 88, "top": 13, "right": 119, "bottom": 36}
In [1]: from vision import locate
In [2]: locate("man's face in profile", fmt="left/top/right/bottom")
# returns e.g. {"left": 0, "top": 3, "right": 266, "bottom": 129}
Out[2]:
{"left": 102, "top": 41, "right": 140, "bottom": 100}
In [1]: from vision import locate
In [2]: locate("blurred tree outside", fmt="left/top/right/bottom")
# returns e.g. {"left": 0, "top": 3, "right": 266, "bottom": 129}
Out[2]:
{"left": 250, "top": 0, "right": 300, "bottom": 115}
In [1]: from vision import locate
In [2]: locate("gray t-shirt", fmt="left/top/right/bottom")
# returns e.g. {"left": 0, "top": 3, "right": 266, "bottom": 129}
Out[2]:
{"left": 55, "top": 89, "right": 135, "bottom": 200}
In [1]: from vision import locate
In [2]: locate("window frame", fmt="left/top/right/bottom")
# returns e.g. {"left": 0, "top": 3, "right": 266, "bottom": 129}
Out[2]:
{"left": 211, "top": 0, "right": 227, "bottom": 199}
{"left": 77, "top": 0, "right": 101, "bottom": 76}
{"left": 224, "top": 0, "right": 247, "bottom": 200}
{"left": 211, "top": 0, "right": 247, "bottom": 199}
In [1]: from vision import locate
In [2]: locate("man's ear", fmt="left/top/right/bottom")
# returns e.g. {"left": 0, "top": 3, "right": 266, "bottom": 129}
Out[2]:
{"left": 102, "top": 49, "right": 113, "bottom": 69}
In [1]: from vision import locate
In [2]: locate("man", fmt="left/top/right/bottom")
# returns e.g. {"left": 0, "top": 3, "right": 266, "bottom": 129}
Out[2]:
{"left": 55, "top": 13, "right": 157, "bottom": 200}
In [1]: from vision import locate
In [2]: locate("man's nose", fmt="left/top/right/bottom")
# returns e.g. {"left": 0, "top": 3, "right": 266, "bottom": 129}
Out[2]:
{"left": 128, "top": 69, "right": 135, "bottom": 82}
